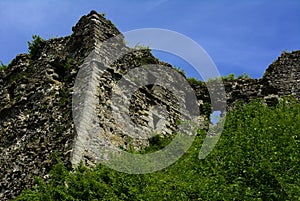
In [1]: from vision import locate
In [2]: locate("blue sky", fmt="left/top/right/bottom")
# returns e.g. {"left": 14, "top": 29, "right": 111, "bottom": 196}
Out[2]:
{"left": 0, "top": 0, "right": 299, "bottom": 79}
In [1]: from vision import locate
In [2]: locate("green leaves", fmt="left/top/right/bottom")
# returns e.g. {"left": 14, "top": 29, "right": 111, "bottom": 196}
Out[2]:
{"left": 15, "top": 98, "right": 300, "bottom": 200}
{"left": 27, "top": 35, "right": 45, "bottom": 59}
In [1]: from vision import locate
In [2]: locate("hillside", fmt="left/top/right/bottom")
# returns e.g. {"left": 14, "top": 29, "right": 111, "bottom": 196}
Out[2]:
{"left": 15, "top": 100, "right": 300, "bottom": 200}
{"left": 0, "top": 10, "right": 299, "bottom": 200}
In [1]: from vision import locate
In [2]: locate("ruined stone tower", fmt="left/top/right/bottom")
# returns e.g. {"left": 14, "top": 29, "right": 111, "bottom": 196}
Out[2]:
{"left": 0, "top": 11, "right": 299, "bottom": 200}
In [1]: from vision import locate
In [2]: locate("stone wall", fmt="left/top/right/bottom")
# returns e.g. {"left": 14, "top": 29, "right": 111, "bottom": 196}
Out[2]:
{"left": 0, "top": 10, "right": 299, "bottom": 200}
{"left": 192, "top": 49, "right": 300, "bottom": 112}
{"left": 0, "top": 11, "right": 121, "bottom": 200}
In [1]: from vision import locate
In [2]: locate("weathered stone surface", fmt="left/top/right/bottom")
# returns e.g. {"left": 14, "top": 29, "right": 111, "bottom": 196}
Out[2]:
{"left": 0, "top": 10, "right": 299, "bottom": 200}
{"left": 0, "top": 11, "right": 121, "bottom": 200}
{"left": 192, "top": 50, "right": 300, "bottom": 112}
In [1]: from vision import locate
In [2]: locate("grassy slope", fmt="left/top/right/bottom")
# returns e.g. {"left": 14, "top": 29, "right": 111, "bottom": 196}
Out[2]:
{"left": 15, "top": 99, "right": 300, "bottom": 201}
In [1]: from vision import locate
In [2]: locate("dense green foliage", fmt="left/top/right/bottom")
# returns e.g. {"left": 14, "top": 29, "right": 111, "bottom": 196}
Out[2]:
{"left": 206, "top": 72, "right": 251, "bottom": 82}
{"left": 15, "top": 99, "right": 300, "bottom": 200}
{"left": 187, "top": 77, "right": 205, "bottom": 86}
{"left": 28, "top": 35, "right": 45, "bottom": 59}
{"left": 221, "top": 73, "right": 236, "bottom": 81}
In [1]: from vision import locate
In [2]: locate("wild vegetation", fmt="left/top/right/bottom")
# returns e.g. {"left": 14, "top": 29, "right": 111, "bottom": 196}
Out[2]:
{"left": 0, "top": 61, "right": 8, "bottom": 71}
{"left": 27, "top": 35, "right": 45, "bottom": 59}
{"left": 15, "top": 98, "right": 300, "bottom": 200}
{"left": 1, "top": 35, "right": 44, "bottom": 72}
{"left": 205, "top": 72, "right": 250, "bottom": 82}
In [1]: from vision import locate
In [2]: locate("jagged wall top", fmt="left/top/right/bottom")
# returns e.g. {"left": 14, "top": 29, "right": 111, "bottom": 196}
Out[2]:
{"left": 71, "top": 10, "right": 122, "bottom": 52}
{"left": 262, "top": 51, "right": 300, "bottom": 98}
{"left": 0, "top": 10, "right": 299, "bottom": 200}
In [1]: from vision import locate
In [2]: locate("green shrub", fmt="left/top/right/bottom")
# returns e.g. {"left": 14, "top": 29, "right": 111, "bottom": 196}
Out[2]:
{"left": 207, "top": 72, "right": 252, "bottom": 82}
{"left": 15, "top": 99, "right": 300, "bottom": 200}
{"left": 206, "top": 74, "right": 233, "bottom": 82}
{"left": 187, "top": 77, "right": 205, "bottom": 86}
{"left": 28, "top": 35, "right": 45, "bottom": 59}
{"left": 237, "top": 72, "right": 250, "bottom": 79}
{"left": 173, "top": 66, "right": 185, "bottom": 77}
{"left": 222, "top": 73, "right": 236, "bottom": 81}
{"left": 140, "top": 134, "right": 174, "bottom": 154}
{"left": 201, "top": 102, "right": 212, "bottom": 118}
{"left": 133, "top": 42, "right": 150, "bottom": 51}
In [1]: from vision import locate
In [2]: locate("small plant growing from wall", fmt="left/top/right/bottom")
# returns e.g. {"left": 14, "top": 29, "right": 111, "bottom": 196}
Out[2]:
{"left": 0, "top": 61, "right": 8, "bottom": 71}
{"left": 28, "top": 35, "right": 45, "bottom": 59}
{"left": 237, "top": 72, "right": 250, "bottom": 79}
